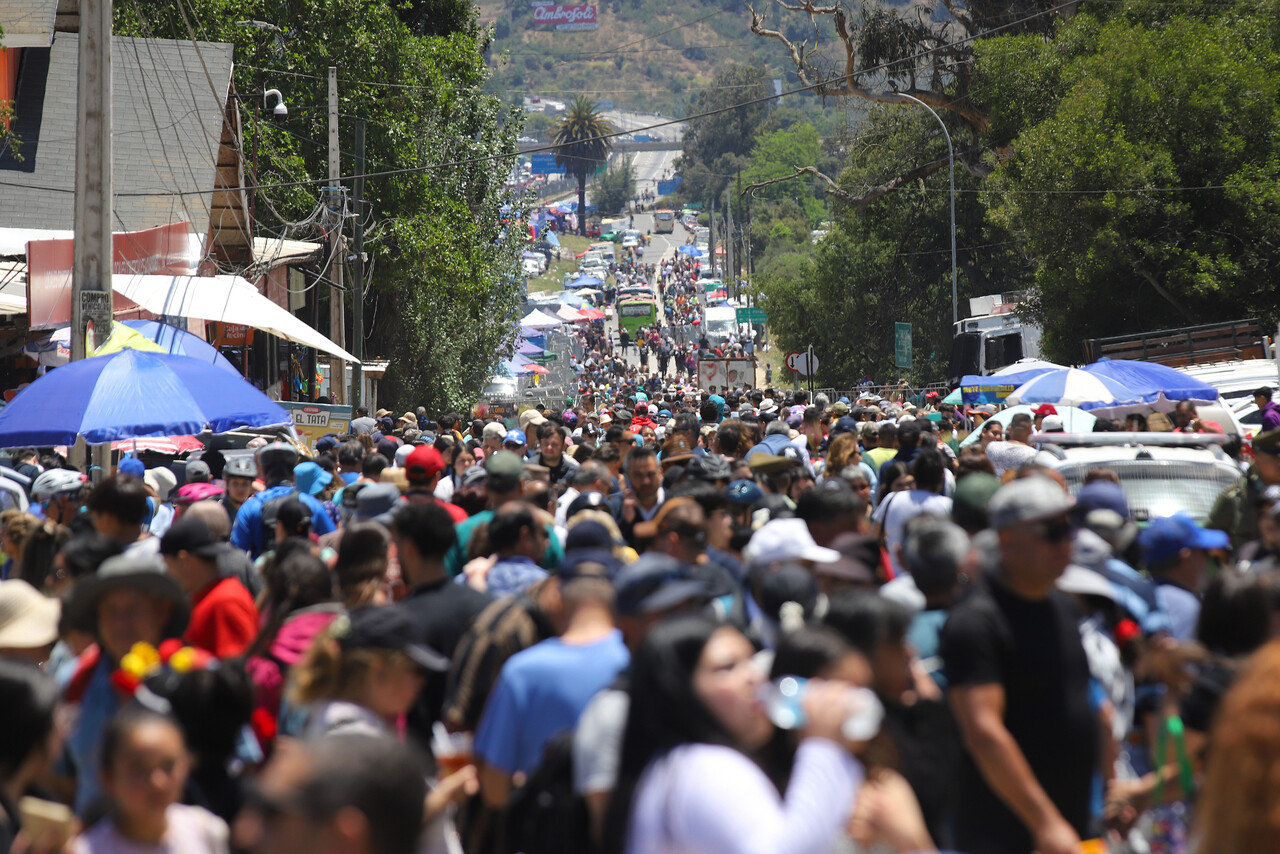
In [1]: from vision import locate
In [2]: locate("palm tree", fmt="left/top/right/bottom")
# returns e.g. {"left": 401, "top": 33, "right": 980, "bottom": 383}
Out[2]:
{"left": 550, "top": 96, "right": 614, "bottom": 235}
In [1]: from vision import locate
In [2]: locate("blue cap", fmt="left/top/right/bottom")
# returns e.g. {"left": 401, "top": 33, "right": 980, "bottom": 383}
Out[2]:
{"left": 315, "top": 436, "right": 339, "bottom": 454}
{"left": 294, "top": 460, "right": 333, "bottom": 496}
{"left": 1074, "top": 481, "right": 1130, "bottom": 521}
{"left": 838, "top": 397, "right": 851, "bottom": 404}
{"left": 504, "top": 428, "right": 526, "bottom": 446}
{"left": 1139, "top": 512, "right": 1229, "bottom": 564}
{"left": 658, "top": 409, "right": 672, "bottom": 418}
{"left": 725, "top": 479, "right": 764, "bottom": 505}
{"left": 830, "top": 415, "right": 860, "bottom": 437}
{"left": 119, "top": 457, "right": 146, "bottom": 478}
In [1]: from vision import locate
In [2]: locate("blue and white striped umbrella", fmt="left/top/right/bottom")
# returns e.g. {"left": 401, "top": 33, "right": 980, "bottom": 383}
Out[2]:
{"left": 1006, "top": 368, "right": 1148, "bottom": 410}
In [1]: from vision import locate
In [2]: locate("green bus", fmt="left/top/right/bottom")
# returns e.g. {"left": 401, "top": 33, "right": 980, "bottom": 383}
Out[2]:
{"left": 617, "top": 298, "right": 657, "bottom": 335}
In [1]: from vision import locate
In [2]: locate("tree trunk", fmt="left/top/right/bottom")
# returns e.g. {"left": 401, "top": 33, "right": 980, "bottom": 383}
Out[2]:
{"left": 578, "top": 174, "right": 587, "bottom": 236}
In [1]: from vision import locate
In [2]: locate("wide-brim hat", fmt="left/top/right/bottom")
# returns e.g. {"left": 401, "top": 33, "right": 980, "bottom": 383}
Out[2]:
{"left": 65, "top": 554, "right": 190, "bottom": 640}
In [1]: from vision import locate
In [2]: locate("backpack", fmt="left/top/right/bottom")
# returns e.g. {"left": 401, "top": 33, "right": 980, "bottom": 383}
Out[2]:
{"left": 504, "top": 730, "right": 592, "bottom": 854}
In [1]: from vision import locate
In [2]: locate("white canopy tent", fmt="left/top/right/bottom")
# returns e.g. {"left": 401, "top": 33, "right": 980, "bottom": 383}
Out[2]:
{"left": 520, "top": 309, "right": 564, "bottom": 329}
{"left": 113, "top": 274, "right": 358, "bottom": 363}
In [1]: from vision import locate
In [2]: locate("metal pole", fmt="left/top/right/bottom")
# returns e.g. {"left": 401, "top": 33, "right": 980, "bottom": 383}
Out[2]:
{"left": 897, "top": 93, "right": 957, "bottom": 325}
{"left": 351, "top": 119, "right": 365, "bottom": 410}
{"left": 73, "top": 0, "right": 113, "bottom": 479}
{"left": 327, "top": 67, "right": 346, "bottom": 403}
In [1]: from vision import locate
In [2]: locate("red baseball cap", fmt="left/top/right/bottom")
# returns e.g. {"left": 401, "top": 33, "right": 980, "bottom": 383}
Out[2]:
{"left": 1032, "top": 404, "right": 1058, "bottom": 416}
{"left": 405, "top": 445, "right": 445, "bottom": 484}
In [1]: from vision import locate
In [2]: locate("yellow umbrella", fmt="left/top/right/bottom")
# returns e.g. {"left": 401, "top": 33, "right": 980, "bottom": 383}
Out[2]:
{"left": 90, "top": 322, "right": 167, "bottom": 357}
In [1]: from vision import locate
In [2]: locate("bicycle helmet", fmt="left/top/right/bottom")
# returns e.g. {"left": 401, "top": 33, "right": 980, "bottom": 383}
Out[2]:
{"left": 31, "top": 469, "right": 87, "bottom": 499}
{"left": 223, "top": 456, "right": 258, "bottom": 480}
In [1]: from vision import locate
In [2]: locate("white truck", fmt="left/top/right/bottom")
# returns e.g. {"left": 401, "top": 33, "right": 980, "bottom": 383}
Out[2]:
{"left": 703, "top": 305, "right": 739, "bottom": 348}
{"left": 948, "top": 293, "right": 1044, "bottom": 385}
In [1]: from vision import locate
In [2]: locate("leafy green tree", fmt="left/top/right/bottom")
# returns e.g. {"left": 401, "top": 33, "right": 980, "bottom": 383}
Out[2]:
{"left": 741, "top": 123, "right": 825, "bottom": 224}
{"left": 678, "top": 64, "right": 773, "bottom": 204}
{"left": 978, "top": 5, "right": 1280, "bottom": 360}
{"left": 550, "top": 96, "right": 614, "bottom": 233}
{"left": 593, "top": 155, "right": 636, "bottom": 215}
{"left": 758, "top": 109, "right": 1022, "bottom": 384}
{"left": 114, "top": 0, "right": 526, "bottom": 412}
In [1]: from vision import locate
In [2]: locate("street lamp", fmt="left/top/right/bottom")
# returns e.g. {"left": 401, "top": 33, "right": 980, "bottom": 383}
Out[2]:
{"left": 895, "top": 92, "right": 958, "bottom": 325}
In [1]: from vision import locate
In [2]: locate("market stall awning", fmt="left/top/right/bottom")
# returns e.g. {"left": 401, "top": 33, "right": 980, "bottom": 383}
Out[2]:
{"left": 520, "top": 309, "right": 563, "bottom": 329}
{"left": 556, "top": 305, "right": 585, "bottom": 322}
{"left": 113, "top": 273, "right": 358, "bottom": 362}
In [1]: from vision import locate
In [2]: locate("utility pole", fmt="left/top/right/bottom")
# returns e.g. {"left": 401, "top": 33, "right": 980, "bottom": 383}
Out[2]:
{"left": 708, "top": 196, "right": 716, "bottom": 278}
{"left": 72, "top": 0, "right": 113, "bottom": 477}
{"left": 72, "top": 0, "right": 112, "bottom": 362}
{"left": 725, "top": 189, "right": 734, "bottom": 301}
{"left": 327, "top": 67, "right": 346, "bottom": 403}
{"left": 350, "top": 119, "right": 365, "bottom": 411}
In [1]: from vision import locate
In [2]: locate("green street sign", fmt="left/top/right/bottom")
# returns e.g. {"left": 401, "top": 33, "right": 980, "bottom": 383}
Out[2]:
{"left": 894, "top": 322, "right": 912, "bottom": 369}
{"left": 736, "top": 307, "right": 769, "bottom": 324}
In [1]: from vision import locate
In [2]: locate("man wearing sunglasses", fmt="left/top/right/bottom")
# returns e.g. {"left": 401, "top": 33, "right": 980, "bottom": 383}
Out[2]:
{"left": 940, "top": 476, "right": 1096, "bottom": 854}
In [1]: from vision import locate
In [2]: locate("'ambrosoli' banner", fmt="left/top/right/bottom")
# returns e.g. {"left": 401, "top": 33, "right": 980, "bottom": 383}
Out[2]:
{"left": 530, "top": 2, "right": 599, "bottom": 30}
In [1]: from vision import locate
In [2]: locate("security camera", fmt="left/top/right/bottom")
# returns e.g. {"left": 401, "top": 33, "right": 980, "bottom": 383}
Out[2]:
{"left": 264, "top": 89, "right": 287, "bottom": 120}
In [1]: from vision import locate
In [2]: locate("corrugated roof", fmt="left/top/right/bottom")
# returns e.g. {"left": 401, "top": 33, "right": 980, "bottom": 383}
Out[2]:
{"left": 252, "top": 237, "right": 322, "bottom": 270}
{"left": 0, "top": 33, "right": 234, "bottom": 239}
{"left": 0, "top": 0, "right": 59, "bottom": 47}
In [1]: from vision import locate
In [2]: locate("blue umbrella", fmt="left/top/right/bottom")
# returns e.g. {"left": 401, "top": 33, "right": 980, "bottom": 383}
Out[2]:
{"left": 0, "top": 349, "right": 289, "bottom": 446}
{"left": 1006, "top": 368, "right": 1147, "bottom": 409}
{"left": 677, "top": 244, "right": 702, "bottom": 257}
{"left": 1082, "top": 359, "right": 1218, "bottom": 406}
{"left": 24, "top": 320, "right": 240, "bottom": 374}
{"left": 120, "top": 320, "right": 240, "bottom": 373}
{"left": 568, "top": 274, "right": 603, "bottom": 289}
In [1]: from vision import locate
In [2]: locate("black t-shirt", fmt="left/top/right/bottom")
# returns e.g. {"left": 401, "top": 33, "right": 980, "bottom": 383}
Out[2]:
{"left": 394, "top": 579, "right": 493, "bottom": 746}
{"left": 939, "top": 574, "right": 1097, "bottom": 854}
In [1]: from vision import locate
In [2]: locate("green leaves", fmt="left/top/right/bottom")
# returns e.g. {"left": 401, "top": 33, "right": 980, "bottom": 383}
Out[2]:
{"left": 116, "top": 0, "right": 525, "bottom": 412}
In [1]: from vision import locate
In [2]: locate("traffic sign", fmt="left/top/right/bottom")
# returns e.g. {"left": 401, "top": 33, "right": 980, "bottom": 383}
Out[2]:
{"left": 786, "top": 350, "right": 818, "bottom": 376}
{"left": 736, "top": 306, "right": 768, "bottom": 324}
{"left": 894, "top": 322, "right": 912, "bottom": 369}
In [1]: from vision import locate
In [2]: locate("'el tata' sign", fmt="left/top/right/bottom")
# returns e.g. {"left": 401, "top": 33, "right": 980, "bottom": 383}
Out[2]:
{"left": 530, "top": 2, "right": 599, "bottom": 29}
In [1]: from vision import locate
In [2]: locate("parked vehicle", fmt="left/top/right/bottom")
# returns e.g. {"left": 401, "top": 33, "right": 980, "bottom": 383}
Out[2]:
{"left": 1081, "top": 319, "right": 1269, "bottom": 368}
{"left": 703, "top": 305, "right": 738, "bottom": 348}
{"left": 1034, "top": 432, "right": 1241, "bottom": 523}
{"left": 949, "top": 293, "right": 1044, "bottom": 384}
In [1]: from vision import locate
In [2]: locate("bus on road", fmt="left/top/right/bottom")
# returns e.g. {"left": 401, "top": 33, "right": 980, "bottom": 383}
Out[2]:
{"left": 653, "top": 209, "right": 675, "bottom": 233}
{"left": 618, "top": 297, "right": 658, "bottom": 334}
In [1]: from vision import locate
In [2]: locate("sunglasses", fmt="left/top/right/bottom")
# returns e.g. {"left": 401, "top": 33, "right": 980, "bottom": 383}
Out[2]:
{"left": 1033, "top": 517, "right": 1075, "bottom": 544}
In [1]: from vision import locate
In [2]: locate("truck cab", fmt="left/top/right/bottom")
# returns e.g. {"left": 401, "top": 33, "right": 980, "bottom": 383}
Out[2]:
{"left": 949, "top": 294, "right": 1043, "bottom": 385}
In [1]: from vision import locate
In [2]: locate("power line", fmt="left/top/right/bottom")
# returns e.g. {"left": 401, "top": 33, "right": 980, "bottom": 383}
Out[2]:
{"left": 17, "top": 0, "right": 1084, "bottom": 202}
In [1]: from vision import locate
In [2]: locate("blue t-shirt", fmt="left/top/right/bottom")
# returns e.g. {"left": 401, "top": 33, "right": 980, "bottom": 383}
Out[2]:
{"left": 230, "top": 485, "right": 337, "bottom": 558}
{"left": 474, "top": 630, "right": 630, "bottom": 775}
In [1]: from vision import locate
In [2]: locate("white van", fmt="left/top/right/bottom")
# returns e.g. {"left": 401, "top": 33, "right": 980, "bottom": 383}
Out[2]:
{"left": 703, "top": 305, "right": 738, "bottom": 347}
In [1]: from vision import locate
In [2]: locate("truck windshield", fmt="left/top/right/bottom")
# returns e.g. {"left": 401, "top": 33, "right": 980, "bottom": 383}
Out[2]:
{"left": 949, "top": 333, "right": 982, "bottom": 383}
{"left": 984, "top": 333, "right": 1025, "bottom": 374}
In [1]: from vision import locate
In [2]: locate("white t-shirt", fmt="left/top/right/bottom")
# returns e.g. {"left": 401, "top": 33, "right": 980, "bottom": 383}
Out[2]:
{"left": 626, "top": 740, "right": 862, "bottom": 854}
{"left": 984, "top": 441, "right": 1037, "bottom": 477}
{"left": 872, "top": 490, "right": 953, "bottom": 577}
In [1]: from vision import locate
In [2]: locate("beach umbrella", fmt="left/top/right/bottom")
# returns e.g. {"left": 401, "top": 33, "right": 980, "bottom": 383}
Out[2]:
{"left": 959, "top": 405, "right": 1098, "bottom": 447}
{"left": 0, "top": 350, "right": 288, "bottom": 447}
{"left": 1006, "top": 368, "right": 1145, "bottom": 409}
{"left": 1082, "top": 359, "right": 1218, "bottom": 410}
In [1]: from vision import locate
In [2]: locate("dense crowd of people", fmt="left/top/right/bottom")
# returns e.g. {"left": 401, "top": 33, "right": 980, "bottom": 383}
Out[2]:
{"left": 1, "top": 381, "right": 1280, "bottom": 854}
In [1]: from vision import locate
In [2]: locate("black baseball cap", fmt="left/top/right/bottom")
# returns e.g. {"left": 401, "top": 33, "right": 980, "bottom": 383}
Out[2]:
{"left": 159, "top": 517, "right": 231, "bottom": 559}
{"left": 338, "top": 606, "right": 450, "bottom": 672}
{"left": 614, "top": 553, "right": 714, "bottom": 616}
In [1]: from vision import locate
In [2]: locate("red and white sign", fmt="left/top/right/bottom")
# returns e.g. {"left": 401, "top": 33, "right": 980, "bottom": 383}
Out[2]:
{"left": 26, "top": 222, "right": 195, "bottom": 329}
{"left": 531, "top": 3, "right": 598, "bottom": 29}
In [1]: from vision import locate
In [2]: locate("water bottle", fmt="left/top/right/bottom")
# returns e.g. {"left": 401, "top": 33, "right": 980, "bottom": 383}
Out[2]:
{"left": 761, "top": 676, "right": 885, "bottom": 742}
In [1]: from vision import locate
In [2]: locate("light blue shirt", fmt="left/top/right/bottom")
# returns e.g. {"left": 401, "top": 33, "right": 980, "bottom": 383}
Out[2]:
{"left": 475, "top": 630, "right": 630, "bottom": 774}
